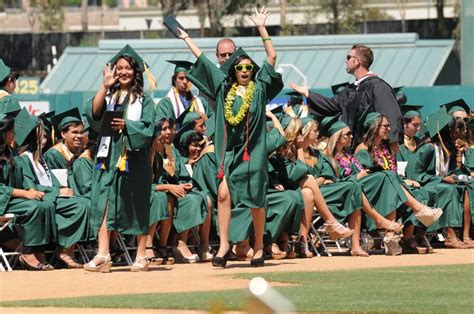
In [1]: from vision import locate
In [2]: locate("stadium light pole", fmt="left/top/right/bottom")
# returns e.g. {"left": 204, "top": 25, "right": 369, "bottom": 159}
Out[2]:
{"left": 276, "top": 63, "right": 308, "bottom": 88}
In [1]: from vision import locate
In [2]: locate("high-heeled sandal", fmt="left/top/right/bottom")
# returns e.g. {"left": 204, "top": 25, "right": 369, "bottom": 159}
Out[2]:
{"left": 295, "top": 240, "right": 313, "bottom": 258}
{"left": 19, "top": 255, "right": 53, "bottom": 271}
{"left": 157, "top": 246, "right": 175, "bottom": 265}
{"left": 84, "top": 254, "right": 112, "bottom": 273}
{"left": 324, "top": 222, "right": 354, "bottom": 240}
{"left": 267, "top": 243, "right": 287, "bottom": 260}
{"left": 350, "top": 248, "right": 370, "bottom": 257}
{"left": 377, "top": 221, "right": 404, "bottom": 234}
{"left": 56, "top": 249, "right": 83, "bottom": 269}
{"left": 250, "top": 250, "right": 265, "bottom": 267}
{"left": 212, "top": 246, "right": 231, "bottom": 268}
{"left": 130, "top": 256, "right": 150, "bottom": 272}
{"left": 172, "top": 246, "right": 199, "bottom": 264}
{"left": 277, "top": 239, "right": 296, "bottom": 259}
{"left": 383, "top": 235, "right": 402, "bottom": 256}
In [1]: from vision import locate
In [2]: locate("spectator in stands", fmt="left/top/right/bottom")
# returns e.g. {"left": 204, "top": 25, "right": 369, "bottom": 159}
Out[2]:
{"left": 216, "top": 38, "right": 236, "bottom": 66}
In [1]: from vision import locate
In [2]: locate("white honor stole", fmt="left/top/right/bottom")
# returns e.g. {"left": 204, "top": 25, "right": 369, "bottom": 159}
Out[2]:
{"left": 97, "top": 93, "right": 143, "bottom": 158}
{"left": 24, "top": 151, "right": 53, "bottom": 187}
{"left": 166, "top": 88, "right": 204, "bottom": 118}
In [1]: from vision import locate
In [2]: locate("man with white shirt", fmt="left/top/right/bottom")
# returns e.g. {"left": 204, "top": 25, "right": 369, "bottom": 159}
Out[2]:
{"left": 291, "top": 44, "right": 403, "bottom": 151}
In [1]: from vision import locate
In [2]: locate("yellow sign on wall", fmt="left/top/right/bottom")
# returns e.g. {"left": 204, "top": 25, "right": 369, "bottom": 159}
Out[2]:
{"left": 14, "top": 77, "right": 40, "bottom": 95}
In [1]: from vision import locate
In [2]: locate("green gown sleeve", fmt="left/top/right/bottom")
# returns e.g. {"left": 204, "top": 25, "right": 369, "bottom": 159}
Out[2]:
{"left": 71, "top": 157, "right": 93, "bottom": 198}
{"left": 265, "top": 128, "right": 286, "bottom": 155}
{"left": 406, "top": 144, "right": 442, "bottom": 185}
{"left": 0, "top": 163, "right": 14, "bottom": 215}
{"left": 124, "top": 93, "right": 155, "bottom": 151}
{"left": 154, "top": 97, "right": 175, "bottom": 122}
{"left": 466, "top": 148, "right": 474, "bottom": 172}
{"left": 256, "top": 61, "right": 284, "bottom": 101}
{"left": 354, "top": 149, "right": 373, "bottom": 168}
{"left": 318, "top": 155, "right": 338, "bottom": 181}
{"left": 187, "top": 54, "right": 227, "bottom": 98}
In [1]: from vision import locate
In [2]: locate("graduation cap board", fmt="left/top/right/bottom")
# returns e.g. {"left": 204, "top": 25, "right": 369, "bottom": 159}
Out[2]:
{"left": 0, "top": 59, "right": 10, "bottom": 82}
{"left": 0, "top": 113, "right": 6, "bottom": 120}
{"left": 393, "top": 86, "right": 407, "bottom": 105}
{"left": 51, "top": 107, "right": 83, "bottom": 133}
{"left": 331, "top": 82, "right": 349, "bottom": 96}
{"left": 38, "top": 111, "right": 54, "bottom": 133}
{"left": 440, "top": 99, "right": 471, "bottom": 115}
{"left": 14, "top": 108, "right": 39, "bottom": 146}
{"left": 0, "top": 97, "right": 21, "bottom": 117}
{"left": 400, "top": 104, "right": 423, "bottom": 119}
{"left": 176, "top": 110, "right": 202, "bottom": 134}
{"left": 108, "top": 44, "right": 157, "bottom": 90}
{"left": 319, "top": 114, "right": 347, "bottom": 137}
{"left": 163, "top": 15, "right": 187, "bottom": 38}
{"left": 425, "top": 106, "right": 453, "bottom": 139}
{"left": 286, "top": 91, "right": 303, "bottom": 106}
{"left": 167, "top": 60, "right": 193, "bottom": 74}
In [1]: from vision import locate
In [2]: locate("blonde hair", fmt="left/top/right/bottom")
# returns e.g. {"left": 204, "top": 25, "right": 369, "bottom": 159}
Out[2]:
{"left": 324, "top": 128, "right": 344, "bottom": 175}
{"left": 279, "top": 117, "right": 302, "bottom": 160}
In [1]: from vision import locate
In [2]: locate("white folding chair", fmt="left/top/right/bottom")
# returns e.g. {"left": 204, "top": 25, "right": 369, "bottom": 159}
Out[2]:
{"left": 0, "top": 214, "right": 21, "bottom": 271}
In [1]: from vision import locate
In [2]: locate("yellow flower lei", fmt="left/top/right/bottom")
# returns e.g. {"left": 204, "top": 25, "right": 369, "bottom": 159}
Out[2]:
{"left": 224, "top": 81, "right": 255, "bottom": 126}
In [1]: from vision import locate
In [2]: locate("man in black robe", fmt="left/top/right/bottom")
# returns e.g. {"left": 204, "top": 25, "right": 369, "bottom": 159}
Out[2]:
{"left": 291, "top": 44, "right": 403, "bottom": 152}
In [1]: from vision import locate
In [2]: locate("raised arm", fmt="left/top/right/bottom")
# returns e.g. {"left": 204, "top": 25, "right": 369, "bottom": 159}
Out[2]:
{"left": 92, "top": 64, "right": 117, "bottom": 117}
{"left": 178, "top": 28, "right": 202, "bottom": 59}
{"left": 249, "top": 6, "right": 276, "bottom": 66}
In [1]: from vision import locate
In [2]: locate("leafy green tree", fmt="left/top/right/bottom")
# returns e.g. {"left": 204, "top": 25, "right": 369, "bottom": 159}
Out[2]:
{"left": 320, "top": 0, "right": 364, "bottom": 34}
{"left": 38, "top": 0, "right": 64, "bottom": 32}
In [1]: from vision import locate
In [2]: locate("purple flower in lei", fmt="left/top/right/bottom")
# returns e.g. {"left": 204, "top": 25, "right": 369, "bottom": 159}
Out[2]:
{"left": 373, "top": 144, "right": 397, "bottom": 172}
{"left": 336, "top": 152, "right": 363, "bottom": 176}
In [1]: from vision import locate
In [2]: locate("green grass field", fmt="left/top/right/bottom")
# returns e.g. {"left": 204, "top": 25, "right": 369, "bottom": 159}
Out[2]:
{"left": 2, "top": 264, "right": 473, "bottom": 313}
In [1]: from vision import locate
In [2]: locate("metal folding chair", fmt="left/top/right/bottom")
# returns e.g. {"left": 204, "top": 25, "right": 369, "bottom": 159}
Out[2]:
{"left": 0, "top": 214, "right": 21, "bottom": 271}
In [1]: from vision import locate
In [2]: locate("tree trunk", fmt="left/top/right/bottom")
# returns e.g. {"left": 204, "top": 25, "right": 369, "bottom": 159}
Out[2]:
{"left": 280, "top": 0, "right": 286, "bottom": 28}
{"left": 81, "top": 0, "right": 88, "bottom": 32}
{"left": 436, "top": 0, "right": 449, "bottom": 38}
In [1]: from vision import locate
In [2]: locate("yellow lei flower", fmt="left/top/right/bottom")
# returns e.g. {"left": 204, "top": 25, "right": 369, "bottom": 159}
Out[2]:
{"left": 224, "top": 81, "right": 255, "bottom": 126}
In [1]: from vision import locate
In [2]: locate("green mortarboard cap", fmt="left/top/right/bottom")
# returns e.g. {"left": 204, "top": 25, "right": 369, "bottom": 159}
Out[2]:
{"left": 14, "top": 108, "right": 39, "bottom": 146}
{"left": 38, "top": 111, "right": 54, "bottom": 133}
{"left": 177, "top": 130, "right": 197, "bottom": 149}
{"left": 109, "top": 44, "right": 147, "bottom": 72}
{"left": 301, "top": 116, "right": 313, "bottom": 126}
{"left": 319, "top": 114, "right": 347, "bottom": 137}
{"left": 176, "top": 111, "right": 202, "bottom": 133}
{"left": 0, "top": 113, "right": 7, "bottom": 120}
{"left": 285, "top": 91, "right": 304, "bottom": 106}
{"left": 268, "top": 105, "right": 285, "bottom": 120}
{"left": 51, "top": 107, "right": 83, "bottom": 133}
{"left": 0, "top": 98, "right": 21, "bottom": 117}
{"left": 0, "top": 59, "right": 11, "bottom": 82}
{"left": 400, "top": 104, "right": 423, "bottom": 119}
{"left": 363, "top": 112, "right": 382, "bottom": 129}
{"left": 220, "top": 47, "right": 260, "bottom": 76}
{"left": 393, "top": 86, "right": 407, "bottom": 105}
{"left": 440, "top": 99, "right": 471, "bottom": 115}
{"left": 167, "top": 60, "right": 193, "bottom": 74}
{"left": 425, "top": 106, "right": 453, "bottom": 139}
{"left": 331, "top": 82, "right": 349, "bottom": 95}
{"left": 280, "top": 115, "right": 300, "bottom": 130}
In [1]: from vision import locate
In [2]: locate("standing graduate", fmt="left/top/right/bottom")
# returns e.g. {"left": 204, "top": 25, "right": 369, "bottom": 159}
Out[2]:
{"left": 177, "top": 7, "right": 283, "bottom": 267}
{"left": 83, "top": 45, "right": 156, "bottom": 272}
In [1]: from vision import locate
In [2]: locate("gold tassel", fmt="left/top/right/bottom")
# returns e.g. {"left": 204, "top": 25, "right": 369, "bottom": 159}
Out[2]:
{"left": 437, "top": 121, "right": 451, "bottom": 159}
{"left": 143, "top": 62, "right": 157, "bottom": 91}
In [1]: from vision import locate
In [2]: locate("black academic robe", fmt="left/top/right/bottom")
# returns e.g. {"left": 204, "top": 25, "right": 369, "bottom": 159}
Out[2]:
{"left": 307, "top": 76, "right": 403, "bottom": 148}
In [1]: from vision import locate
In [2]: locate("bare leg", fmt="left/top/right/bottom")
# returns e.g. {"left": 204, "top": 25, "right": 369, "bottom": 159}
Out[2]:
{"left": 402, "top": 186, "right": 424, "bottom": 212}
{"left": 199, "top": 197, "right": 213, "bottom": 252}
{"left": 93, "top": 207, "right": 111, "bottom": 264}
{"left": 300, "top": 187, "right": 314, "bottom": 241}
{"left": 146, "top": 222, "right": 158, "bottom": 258}
{"left": 384, "top": 211, "right": 397, "bottom": 238}
{"left": 462, "top": 191, "right": 471, "bottom": 240}
{"left": 177, "top": 230, "right": 193, "bottom": 256}
{"left": 159, "top": 196, "right": 175, "bottom": 247}
{"left": 361, "top": 193, "right": 402, "bottom": 231}
{"left": 251, "top": 207, "right": 265, "bottom": 259}
{"left": 216, "top": 176, "right": 232, "bottom": 258}
{"left": 299, "top": 175, "right": 338, "bottom": 223}
{"left": 348, "top": 210, "right": 362, "bottom": 251}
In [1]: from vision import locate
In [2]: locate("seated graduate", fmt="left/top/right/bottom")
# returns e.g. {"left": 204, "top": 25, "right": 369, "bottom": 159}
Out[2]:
{"left": 406, "top": 107, "right": 473, "bottom": 249}
{"left": 1, "top": 112, "right": 55, "bottom": 271}
{"left": 0, "top": 59, "right": 21, "bottom": 117}
{"left": 14, "top": 108, "right": 91, "bottom": 268}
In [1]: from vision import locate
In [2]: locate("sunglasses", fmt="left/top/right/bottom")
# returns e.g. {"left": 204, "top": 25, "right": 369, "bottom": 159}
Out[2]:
{"left": 234, "top": 64, "right": 254, "bottom": 72}
{"left": 380, "top": 124, "right": 390, "bottom": 129}
{"left": 218, "top": 52, "right": 233, "bottom": 58}
{"left": 346, "top": 55, "right": 359, "bottom": 61}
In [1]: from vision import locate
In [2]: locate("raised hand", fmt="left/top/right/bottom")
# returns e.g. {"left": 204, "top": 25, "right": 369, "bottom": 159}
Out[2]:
{"left": 248, "top": 6, "right": 269, "bottom": 28}
{"left": 177, "top": 27, "right": 190, "bottom": 40}
{"left": 102, "top": 63, "right": 118, "bottom": 89}
{"left": 290, "top": 83, "right": 309, "bottom": 98}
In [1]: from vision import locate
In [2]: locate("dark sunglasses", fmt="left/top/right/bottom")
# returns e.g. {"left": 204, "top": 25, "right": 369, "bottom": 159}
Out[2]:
{"left": 218, "top": 52, "right": 233, "bottom": 58}
{"left": 234, "top": 64, "right": 254, "bottom": 72}
{"left": 346, "top": 55, "right": 358, "bottom": 61}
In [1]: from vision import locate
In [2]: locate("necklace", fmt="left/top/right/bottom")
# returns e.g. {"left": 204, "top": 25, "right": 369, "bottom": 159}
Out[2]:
{"left": 335, "top": 152, "right": 363, "bottom": 176}
{"left": 373, "top": 144, "right": 397, "bottom": 171}
{"left": 224, "top": 81, "right": 255, "bottom": 126}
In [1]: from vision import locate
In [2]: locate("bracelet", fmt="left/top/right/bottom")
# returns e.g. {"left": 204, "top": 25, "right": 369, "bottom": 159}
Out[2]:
{"left": 262, "top": 37, "right": 271, "bottom": 42}
{"left": 183, "top": 36, "right": 189, "bottom": 40}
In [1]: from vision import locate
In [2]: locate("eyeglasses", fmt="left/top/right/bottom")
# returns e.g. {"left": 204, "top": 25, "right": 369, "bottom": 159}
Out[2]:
{"left": 218, "top": 52, "right": 233, "bottom": 58}
{"left": 346, "top": 55, "right": 359, "bottom": 61}
{"left": 234, "top": 64, "right": 254, "bottom": 72}
{"left": 380, "top": 124, "right": 390, "bottom": 129}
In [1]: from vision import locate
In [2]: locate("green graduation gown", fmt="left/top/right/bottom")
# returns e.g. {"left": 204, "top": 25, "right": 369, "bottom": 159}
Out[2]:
{"left": 0, "top": 155, "right": 55, "bottom": 247}
{"left": 70, "top": 152, "right": 94, "bottom": 199}
{"left": 405, "top": 143, "right": 465, "bottom": 229}
{"left": 188, "top": 54, "right": 283, "bottom": 210}
{"left": 84, "top": 92, "right": 155, "bottom": 235}
{"left": 152, "top": 146, "right": 208, "bottom": 233}
{"left": 155, "top": 92, "right": 214, "bottom": 122}
{"left": 16, "top": 153, "right": 90, "bottom": 247}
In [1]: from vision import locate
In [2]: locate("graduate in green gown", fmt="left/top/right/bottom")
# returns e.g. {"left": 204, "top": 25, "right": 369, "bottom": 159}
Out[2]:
{"left": 14, "top": 108, "right": 90, "bottom": 268}
{"left": 354, "top": 112, "right": 442, "bottom": 225}
{"left": 441, "top": 99, "right": 471, "bottom": 120}
{"left": 84, "top": 45, "right": 156, "bottom": 272}
{"left": 44, "top": 107, "right": 85, "bottom": 191}
{"left": 406, "top": 107, "right": 473, "bottom": 248}
{"left": 0, "top": 113, "right": 55, "bottom": 270}
{"left": 0, "top": 59, "right": 21, "bottom": 117}
{"left": 155, "top": 60, "right": 214, "bottom": 122}
{"left": 177, "top": 7, "right": 283, "bottom": 267}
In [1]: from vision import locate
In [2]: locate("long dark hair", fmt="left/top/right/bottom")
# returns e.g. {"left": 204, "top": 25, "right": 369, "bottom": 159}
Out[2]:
{"left": 151, "top": 117, "right": 175, "bottom": 179}
{"left": 362, "top": 115, "right": 389, "bottom": 153}
{"left": 0, "top": 116, "right": 15, "bottom": 175}
{"left": 225, "top": 56, "right": 258, "bottom": 95}
{"left": 178, "top": 132, "right": 204, "bottom": 158}
{"left": 108, "top": 55, "right": 144, "bottom": 104}
{"left": 17, "top": 120, "right": 44, "bottom": 165}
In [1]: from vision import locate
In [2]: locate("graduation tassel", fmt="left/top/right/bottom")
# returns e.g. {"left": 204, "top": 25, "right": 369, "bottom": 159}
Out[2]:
{"left": 243, "top": 110, "right": 251, "bottom": 161}
{"left": 143, "top": 62, "right": 157, "bottom": 90}
{"left": 116, "top": 154, "right": 128, "bottom": 172}
{"left": 96, "top": 160, "right": 106, "bottom": 170}
{"left": 216, "top": 164, "right": 224, "bottom": 180}
{"left": 242, "top": 148, "right": 250, "bottom": 161}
